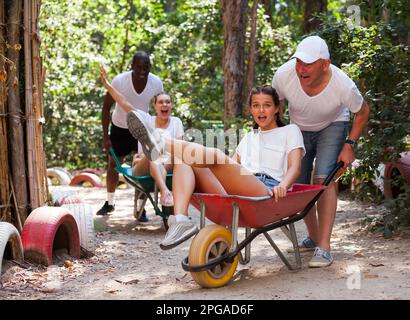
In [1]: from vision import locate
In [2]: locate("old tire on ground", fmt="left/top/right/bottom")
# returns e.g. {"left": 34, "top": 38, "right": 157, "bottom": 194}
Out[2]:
{"left": 47, "top": 168, "right": 71, "bottom": 186}
{"left": 50, "top": 188, "right": 78, "bottom": 205}
{"left": 53, "top": 167, "right": 73, "bottom": 180}
{"left": 21, "top": 207, "right": 80, "bottom": 266}
{"left": 0, "top": 222, "right": 24, "bottom": 275}
{"left": 69, "top": 173, "right": 103, "bottom": 188}
{"left": 77, "top": 168, "right": 102, "bottom": 176}
{"left": 55, "top": 195, "right": 83, "bottom": 206}
{"left": 188, "top": 224, "right": 238, "bottom": 288}
{"left": 384, "top": 155, "right": 410, "bottom": 199}
{"left": 61, "top": 203, "right": 95, "bottom": 253}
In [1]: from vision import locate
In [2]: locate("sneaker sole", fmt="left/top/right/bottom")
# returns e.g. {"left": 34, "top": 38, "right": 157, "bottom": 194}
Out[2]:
{"left": 159, "top": 228, "right": 199, "bottom": 250}
{"left": 127, "top": 112, "right": 159, "bottom": 161}
{"left": 286, "top": 246, "right": 316, "bottom": 253}
{"left": 308, "top": 260, "right": 333, "bottom": 268}
{"left": 96, "top": 208, "right": 115, "bottom": 216}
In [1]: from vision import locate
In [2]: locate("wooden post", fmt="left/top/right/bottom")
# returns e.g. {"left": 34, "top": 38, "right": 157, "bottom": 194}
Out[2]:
{"left": 24, "top": 0, "right": 38, "bottom": 209}
{"left": 0, "top": 0, "right": 11, "bottom": 222}
{"left": 7, "top": 0, "right": 28, "bottom": 223}
{"left": 31, "top": 0, "right": 47, "bottom": 206}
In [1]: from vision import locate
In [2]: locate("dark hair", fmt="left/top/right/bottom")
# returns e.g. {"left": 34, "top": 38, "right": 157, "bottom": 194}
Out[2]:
{"left": 248, "top": 85, "right": 285, "bottom": 128}
{"left": 132, "top": 52, "right": 150, "bottom": 67}
{"left": 153, "top": 91, "right": 171, "bottom": 104}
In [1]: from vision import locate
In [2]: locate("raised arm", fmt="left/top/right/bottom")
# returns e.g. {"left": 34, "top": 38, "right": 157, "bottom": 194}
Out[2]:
{"left": 100, "top": 64, "right": 133, "bottom": 113}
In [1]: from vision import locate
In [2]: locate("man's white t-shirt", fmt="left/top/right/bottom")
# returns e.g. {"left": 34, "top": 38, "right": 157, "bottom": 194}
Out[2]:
{"left": 111, "top": 71, "right": 163, "bottom": 128}
{"left": 236, "top": 124, "right": 305, "bottom": 182}
{"left": 272, "top": 59, "right": 363, "bottom": 131}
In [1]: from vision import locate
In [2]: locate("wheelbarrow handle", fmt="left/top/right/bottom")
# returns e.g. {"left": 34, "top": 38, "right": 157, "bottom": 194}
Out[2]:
{"left": 322, "top": 161, "right": 345, "bottom": 187}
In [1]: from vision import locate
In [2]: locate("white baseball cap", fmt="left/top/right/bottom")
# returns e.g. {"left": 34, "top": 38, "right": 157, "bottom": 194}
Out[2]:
{"left": 291, "top": 36, "right": 330, "bottom": 63}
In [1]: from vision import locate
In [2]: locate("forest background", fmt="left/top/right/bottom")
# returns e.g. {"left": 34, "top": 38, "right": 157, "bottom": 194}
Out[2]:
{"left": 40, "top": 0, "right": 409, "bottom": 226}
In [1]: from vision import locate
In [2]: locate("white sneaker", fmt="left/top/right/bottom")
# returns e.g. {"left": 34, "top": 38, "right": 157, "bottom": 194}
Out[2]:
{"left": 308, "top": 247, "right": 333, "bottom": 267}
{"left": 127, "top": 111, "right": 164, "bottom": 162}
{"left": 160, "top": 220, "right": 199, "bottom": 250}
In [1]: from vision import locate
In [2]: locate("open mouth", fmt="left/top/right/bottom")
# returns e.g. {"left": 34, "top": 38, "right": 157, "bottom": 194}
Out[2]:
{"left": 160, "top": 110, "right": 169, "bottom": 115}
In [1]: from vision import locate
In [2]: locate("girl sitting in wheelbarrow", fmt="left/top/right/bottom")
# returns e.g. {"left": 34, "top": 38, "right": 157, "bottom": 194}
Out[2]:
{"left": 101, "top": 65, "right": 183, "bottom": 210}
{"left": 110, "top": 81, "right": 306, "bottom": 250}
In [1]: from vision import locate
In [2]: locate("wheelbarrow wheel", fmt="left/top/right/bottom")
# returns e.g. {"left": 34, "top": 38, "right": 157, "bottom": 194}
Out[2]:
{"left": 188, "top": 225, "right": 238, "bottom": 288}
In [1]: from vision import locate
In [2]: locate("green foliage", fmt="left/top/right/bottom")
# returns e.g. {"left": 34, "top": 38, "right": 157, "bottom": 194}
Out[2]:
{"left": 40, "top": 1, "right": 409, "bottom": 229}
{"left": 40, "top": 0, "right": 296, "bottom": 168}
{"left": 318, "top": 14, "right": 410, "bottom": 226}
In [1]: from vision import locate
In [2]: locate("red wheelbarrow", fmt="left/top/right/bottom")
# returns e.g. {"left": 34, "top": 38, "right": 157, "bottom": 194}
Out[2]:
{"left": 182, "top": 162, "right": 344, "bottom": 288}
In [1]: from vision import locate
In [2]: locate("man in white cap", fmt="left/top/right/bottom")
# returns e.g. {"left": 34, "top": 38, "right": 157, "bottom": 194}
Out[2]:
{"left": 272, "top": 35, "right": 370, "bottom": 267}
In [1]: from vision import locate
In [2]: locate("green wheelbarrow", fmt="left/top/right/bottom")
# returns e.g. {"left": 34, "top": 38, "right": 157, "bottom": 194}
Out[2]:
{"left": 109, "top": 147, "right": 173, "bottom": 230}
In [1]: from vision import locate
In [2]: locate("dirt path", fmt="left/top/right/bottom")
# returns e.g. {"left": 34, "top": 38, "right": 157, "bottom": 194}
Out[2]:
{"left": 1, "top": 185, "right": 410, "bottom": 300}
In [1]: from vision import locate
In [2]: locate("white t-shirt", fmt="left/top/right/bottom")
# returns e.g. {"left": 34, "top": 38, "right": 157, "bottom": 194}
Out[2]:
{"left": 236, "top": 124, "right": 305, "bottom": 182}
{"left": 137, "top": 116, "right": 184, "bottom": 152}
{"left": 272, "top": 59, "right": 363, "bottom": 131}
{"left": 111, "top": 71, "right": 163, "bottom": 128}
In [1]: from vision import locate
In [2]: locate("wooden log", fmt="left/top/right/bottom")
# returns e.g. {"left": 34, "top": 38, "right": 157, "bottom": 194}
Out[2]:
{"left": 7, "top": 0, "right": 28, "bottom": 223}
{"left": 0, "top": 0, "right": 11, "bottom": 222}
{"left": 31, "top": 0, "right": 46, "bottom": 206}
{"left": 24, "top": 0, "right": 38, "bottom": 210}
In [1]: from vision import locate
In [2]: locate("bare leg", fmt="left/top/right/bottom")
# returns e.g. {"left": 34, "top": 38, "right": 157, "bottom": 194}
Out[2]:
{"left": 107, "top": 155, "right": 121, "bottom": 193}
{"left": 150, "top": 162, "right": 173, "bottom": 205}
{"left": 132, "top": 154, "right": 150, "bottom": 176}
{"left": 172, "top": 165, "right": 227, "bottom": 215}
{"left": 303, "top": 205, "right": 319, "bottom": 243}
{"left": 315, "top": 179, "right": 337, "bottom": 251}
{"left": 166, "top": 139, "right": 269, "bottom": 197}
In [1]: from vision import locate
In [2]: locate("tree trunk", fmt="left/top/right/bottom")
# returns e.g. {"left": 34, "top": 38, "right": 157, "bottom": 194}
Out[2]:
{"left": 261, "top": 0, "right": 274, "bottom": 27}
{"left": 222, "top": 0, "right": 248, "bottom": 122}
{"left": 7, "top": 0, "right": 28, "bottom": 222}
{"left": 302, "top": 0, "right": 327, "bottom": 34}
{"left": 244, "top": 0, "right": 258, "bottom": 116}
{"left": 0, "top": 0, "right": 11, "bottom": 222}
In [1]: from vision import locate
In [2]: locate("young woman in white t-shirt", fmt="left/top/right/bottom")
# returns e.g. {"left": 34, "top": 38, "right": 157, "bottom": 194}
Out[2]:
{"left": 126, "top": 85, "right": 306, "bottom": 250}
{"left": 101, "top": 65, "right": 183, "bottom": 208}
{"left": 131, "top": 92, "right": 184, "bottom": 207}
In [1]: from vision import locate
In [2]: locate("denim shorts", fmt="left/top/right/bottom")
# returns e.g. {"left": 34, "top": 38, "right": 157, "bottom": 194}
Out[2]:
{"left": 254, "top": 173, "right": 280, "bottom": 191}
{"left": 297, "top": 121, "right": 349, "bottom": 183}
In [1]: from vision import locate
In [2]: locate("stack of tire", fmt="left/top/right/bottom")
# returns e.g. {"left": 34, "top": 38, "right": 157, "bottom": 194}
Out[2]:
{"left": 1, "top": 192, "right": 96, "bottom": 275}
{"left": 49, "top": 190, "right": 96, "bottom": 256}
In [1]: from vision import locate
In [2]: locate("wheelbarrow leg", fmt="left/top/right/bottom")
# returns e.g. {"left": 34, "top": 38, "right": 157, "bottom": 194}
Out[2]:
{"left": 288, "top": 222, "right": 302, "bottom": 269}
{"left": 154, "top": 183, "right": 159, "bottom": 207}
{"left": 239, "top": 227, "right": 251, "bottom": 265}
{"left": 198, "top": 200, "right": 206, "bottom": 229}
{"left": 230, "top": 202, "right": 239, "bottom": 253}
{"left": 264, "top": 232, "right": 297, "bottom": 271}
{"left": 133, "top": 189, "right": 148, "bottom": 219}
